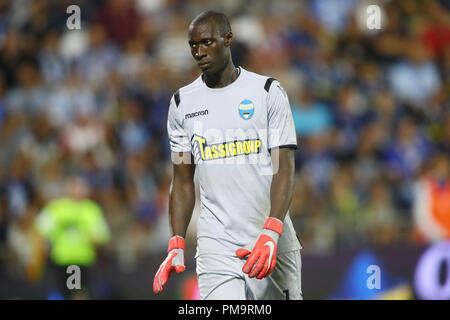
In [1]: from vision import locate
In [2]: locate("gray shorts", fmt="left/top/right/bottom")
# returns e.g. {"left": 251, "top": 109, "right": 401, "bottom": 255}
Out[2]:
{"left": 196, "top": 250, "right": 302, "bottom": 300}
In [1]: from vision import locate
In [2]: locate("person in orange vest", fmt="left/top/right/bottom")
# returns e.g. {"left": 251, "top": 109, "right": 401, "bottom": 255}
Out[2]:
{"left": 413, "top": 152, "right": 450, "bottom": 242}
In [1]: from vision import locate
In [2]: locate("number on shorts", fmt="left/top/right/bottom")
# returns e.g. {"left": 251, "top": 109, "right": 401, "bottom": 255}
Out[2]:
{"left": 283, "top": 289, "right": 290, "bottom": 300}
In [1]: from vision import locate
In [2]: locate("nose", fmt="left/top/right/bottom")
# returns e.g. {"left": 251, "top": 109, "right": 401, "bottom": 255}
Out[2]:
{"left": 194, "top": 47, "right": 206, "bottom": 60}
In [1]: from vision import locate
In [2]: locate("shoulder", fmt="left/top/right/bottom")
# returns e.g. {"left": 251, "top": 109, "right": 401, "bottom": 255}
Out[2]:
{"left": 82, "top": 199, "right": 103, "bottom": 214}
{"left": 242, "top": 68, "right": 281, "bottom": 94}
{"left": 42, "top": 197, "right": 70, "bottom": 215}
{"left": 171, "top": 76, "right": 203, "bottom": 108}
{"left": 47, "top": 197, "right": 70, "bottom": 207}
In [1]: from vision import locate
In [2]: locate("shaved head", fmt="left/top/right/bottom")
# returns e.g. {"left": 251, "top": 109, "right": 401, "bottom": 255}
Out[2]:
{"left": 187, "top": 10, "right": 237, "bottom": 85}
{"left": 189, "top": 11, "right": 231, "bottom": 37}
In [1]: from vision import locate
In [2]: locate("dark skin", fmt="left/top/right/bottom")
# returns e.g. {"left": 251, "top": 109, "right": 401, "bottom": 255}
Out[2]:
{"left": 268, "top": 148, "right": 296, "bottom": 222}
{"left": 188, "top": 19, "right": 239, "bottom": 88}
{"left": 169, "top": 153, "right": 196, "bottom": 237}
{"left": 169, "top": 19, "right": 296, "bottom": 238}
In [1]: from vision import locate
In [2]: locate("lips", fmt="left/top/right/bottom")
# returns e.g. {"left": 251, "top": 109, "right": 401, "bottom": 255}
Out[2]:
{"left": 198, "top": 61, "right": 211, "bottom": 69}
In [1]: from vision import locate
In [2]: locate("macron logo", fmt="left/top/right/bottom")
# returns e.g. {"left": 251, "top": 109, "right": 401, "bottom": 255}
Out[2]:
{"left": 185, "top": 109, "right": 208, "bottom": 119}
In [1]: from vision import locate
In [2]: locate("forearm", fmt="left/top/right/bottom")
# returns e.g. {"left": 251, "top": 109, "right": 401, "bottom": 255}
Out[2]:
{"left": 269, "top": 148, "right": 295, "bottom": 222}
{"left": 169, "top": 175, "right": 196, "bottom": 238}
{"left": 238, "top": 148, "right": 295, "bottom": 279}
{"left": 154, "top": 175, "right": 191, "bottom": 294}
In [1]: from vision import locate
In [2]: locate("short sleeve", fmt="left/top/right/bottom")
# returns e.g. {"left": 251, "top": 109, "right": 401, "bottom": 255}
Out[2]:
{"left": 267, "top": 81, "right": 298, "bottom": 151}
{"left": 167, "top": 94, "right": 191, "bottom": 153}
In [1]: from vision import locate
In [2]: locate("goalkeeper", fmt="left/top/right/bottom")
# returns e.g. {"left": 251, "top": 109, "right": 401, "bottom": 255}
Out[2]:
{"left": 154, "top": 11, "right": 302, "bottom": 300}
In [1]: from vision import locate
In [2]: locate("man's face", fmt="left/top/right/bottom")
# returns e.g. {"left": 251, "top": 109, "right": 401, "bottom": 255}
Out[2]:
{"left": 188, "top": 20, "right": 231, "bottom": 74}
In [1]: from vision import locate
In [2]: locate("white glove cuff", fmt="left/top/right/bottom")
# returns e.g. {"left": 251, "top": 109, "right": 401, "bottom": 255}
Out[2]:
{"left": 261, "top": 229, "right": 280, "bottom": 243}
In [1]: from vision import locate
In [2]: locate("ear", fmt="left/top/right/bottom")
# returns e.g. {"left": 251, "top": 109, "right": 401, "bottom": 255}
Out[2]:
{"left": 224, "top": 32, "right": 233, "bottom": 47}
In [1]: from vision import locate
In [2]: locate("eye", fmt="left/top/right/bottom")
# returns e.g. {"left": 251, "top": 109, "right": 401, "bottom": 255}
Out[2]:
{"left": 206, "top": 39, "right": 212, "bottom": 45}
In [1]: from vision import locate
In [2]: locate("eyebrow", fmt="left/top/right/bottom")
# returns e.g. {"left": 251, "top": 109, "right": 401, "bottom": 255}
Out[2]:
{"left": 188, "top": 38, "right": 213, "bottom": 45}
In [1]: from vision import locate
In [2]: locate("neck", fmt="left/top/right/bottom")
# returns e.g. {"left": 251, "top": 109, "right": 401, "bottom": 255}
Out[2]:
{"left": 203, "top": 59, "right": 239, "bottom": 88}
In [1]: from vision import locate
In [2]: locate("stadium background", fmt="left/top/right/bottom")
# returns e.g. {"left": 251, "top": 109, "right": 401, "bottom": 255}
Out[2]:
{"left": 0, "top": 0, "right": 449, "bottom": 299}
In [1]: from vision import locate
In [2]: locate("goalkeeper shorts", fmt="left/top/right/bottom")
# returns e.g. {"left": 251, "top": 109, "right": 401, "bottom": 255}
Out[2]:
{"left": 196, "top": 249, "right": 302, "bottom": 300}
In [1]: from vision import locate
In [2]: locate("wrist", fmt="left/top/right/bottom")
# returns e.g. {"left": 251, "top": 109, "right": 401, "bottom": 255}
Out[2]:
{"left": 168, "top": 235, "right": 185, "bottom": 252}
{"left": 264, "top": 217, "right": 283, "bottom": 236}
{"left": 261, "top": 229, "right": 280, "bottom": 243}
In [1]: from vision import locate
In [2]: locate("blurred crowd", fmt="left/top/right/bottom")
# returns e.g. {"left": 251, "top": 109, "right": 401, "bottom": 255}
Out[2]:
{"left": 0, "top": 0, "right": 449, "bottom": 287}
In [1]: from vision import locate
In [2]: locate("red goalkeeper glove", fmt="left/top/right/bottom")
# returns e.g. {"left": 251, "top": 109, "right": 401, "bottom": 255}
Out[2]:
{"left": 236, "top": 217, "right": 283, "bottom": 279}
{"left": 153, "top": 236, "right": 185, "bottom": 294}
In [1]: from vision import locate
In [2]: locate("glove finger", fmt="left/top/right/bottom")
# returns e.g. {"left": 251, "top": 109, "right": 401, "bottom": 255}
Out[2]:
{"left": 242, "top": 251, "right": 260, "bottom": 274}
{"left": 153, "top": 260, "right": 166, "bottom": 293}
{"left": 153, "top": 274, "right": 161, "bottom": 293}
{"left": 256, "top": 256, "right": 271, "bottom": 279}
{"left": 153, "top": 267, "right": 165, "bottom": 293}
{"left": 250, "top": 251, "right": 268, "bottom": 278}
{"left": 157, "top": 266, "right": 171, "bottom": 292}
{"left": 153, "top": 254, "right": 176, "bottom": 294}
{"left": 257, "top": 248, "right": 277, "bottom": 279}
{"left": 266, "top": 253, "right": 277, "bottom": 277}
{"left": 236, "top": 248, "right": 251, "bottom": 258}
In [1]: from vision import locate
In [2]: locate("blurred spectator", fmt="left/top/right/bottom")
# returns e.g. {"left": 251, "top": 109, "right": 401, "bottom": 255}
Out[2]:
{"left": 438, "top": 113, "right": 450, "bottom": 154}
{"left": 383, "top": 116, "right": 435, "bottom": 212}
{"left": 21, "top": 114, "right": 60, "bottom": 184}
{"left": 6, "top": 61, "right": 46, "bottom": 115}
{"left": 0, "top": 31, "right": 30, "bottom": 88}
{"left": 95, "top": 0, "right": 141, "bottom": 47}
{"left": 383, "top": 116, "right": 434, "bottom": 182}
{"left": 117, "top": 35, "right": 150, "bottom": 82}
{"left": 329, "top": 164, "right": 364, "bottom": 248}
{"left": 116, "top": 97, "right": 151, "bottom": 155}
{"left": 353, "top": 121, "right": 384, "bottom": 195}
{"left": 6, "top": 204, "right": 45, "bottom": 284}
{"left": 60, "top": 106, "right": 106, "bottom": 155}
{"left": 421, "top": 0, "right": 450, "bottom": 59}
{"left": 46, "top": 71, "right": 96, "bottom": 128}
{"left": 413, "top": 152, "right": 450, "bottom": 242}
{"left": 4, "top": 154, "right": 34, "bottom": 219}
{"left": 35, "top": 176, "right": 110, "bottom": 299}
{"left": 300, "top": 133, "right": 336, "bottom": 196}
{"left": 156, "top": 13, "right": 193, "bottom": 77}
{"left": 291, "top": 85, "right": 333, "bottom": 137}
{"left": 76, "top": 23, "right": 120, "bottom": 88}
{"left": 387, "top": 39, "right": 441, "bottom": 108}
{"left": 0, "top": 72, "right": 6, "bottom": 129}
{"left": 38, "top": 157, "right": 66, "bottom": 203}
{"left": 123, "top": 152, "right": 158, "bottom": 225}
{"left": 232, "top": 14, "right": 265, "bottom": 50}
{"left": 308, "top": 0, "right": 356, "bottom": 34}
{"left": 38, "top": 30, "right": 68, "bottom": 85}
{"left": 332, "top": 84, "right": 369, "bottom": 158}
{"left": 363, "top": 178, "right": 402, "bottom": 246}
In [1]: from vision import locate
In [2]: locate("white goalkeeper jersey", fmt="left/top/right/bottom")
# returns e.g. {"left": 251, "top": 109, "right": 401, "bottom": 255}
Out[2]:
{"left": 167, "top": 67, "right": 302, "bottom": 257}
